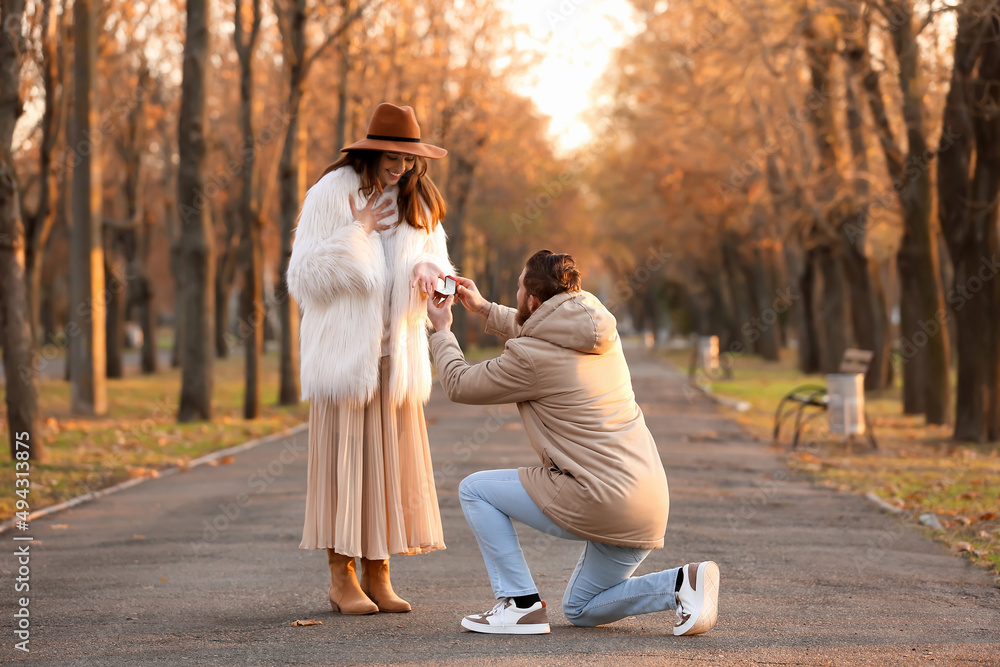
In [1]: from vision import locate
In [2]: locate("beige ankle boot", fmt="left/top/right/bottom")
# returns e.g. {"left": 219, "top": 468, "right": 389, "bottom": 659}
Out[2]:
{"left": 327, "top": 550, "right": 378, "bottom": 615}
{"left": 360, "top": 558, "right": 411, "bottom": 612}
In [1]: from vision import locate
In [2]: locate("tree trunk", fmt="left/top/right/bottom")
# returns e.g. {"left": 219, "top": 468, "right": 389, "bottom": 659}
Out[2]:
{"left": 842, "top": 239, "right": 891, "bottom": 389}
{"left": 795, "top": 248, "right": 821, "bottom": 374}
{"left": 334, "top": 0, "right": 350, "bottom": 152}
{"left": 0, "top": 0, "right": 44, "bottom": 460}
{"left": 277, "top": 91, "right": 302, "bottom": 405}
{"left": 842, "top": 36, "right": 891, "bottom": 391}
{"left": 103, "top": 231, "right": 126, "bottom": 379}
{"left": 176, "top": 0, "right": 214, "bottom": 421}
{"left": 937, "top": 5, "right": 1000, "bottom": 440}
{"left": 814, "top": 245, "right": 850, "bottom": 373}
{"left": 69, "top": 0, "right": 107, "bottom": 416}
{"left": 803, "top": 22, "right": 849, "bottom": 373}
{"left": 272, "top": 0, "right": 380, "bottom": 406}
{"left": 214, "top": 215, "right": 239, "bottom": 358}
{"left": 446, "top": 153, "right": 476, "bottom": 347}
{"left": 745, "top": 234, "right": 780, "bottom": 361}
{"left": 236, "top": 0, "right": 263, "bottom": 419}
{"left": 170, "top": 241, "right": 183, "bottom": 369}
{"left": 720, "top": 234, "right": 750, "bottom": 349}
{"left": 889, "top": 0, "right": 951, "bottom": 424}
{"left": 135, "top": 217, "right": 158, "bottom": 375}
{"left": 117, "top": 62, "right": 153, "bottom": 375}
{"left": 25, "top": 0, "right": 65, "bottom": 344}
{"left": 898, "top": 263, "right": 927, "bottom": 415}
{"left": 697, "top": 268, "right": 734, "bottom": 344}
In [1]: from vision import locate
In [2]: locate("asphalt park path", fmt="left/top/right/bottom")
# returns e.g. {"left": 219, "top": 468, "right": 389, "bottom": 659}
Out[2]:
{"left": 2, "top": 343, "right": 998, "bottom": 665}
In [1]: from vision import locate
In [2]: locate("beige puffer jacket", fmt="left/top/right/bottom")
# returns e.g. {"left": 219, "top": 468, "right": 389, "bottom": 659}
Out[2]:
{"left": 429, "top": 290, "right": 669, "bottom": 549}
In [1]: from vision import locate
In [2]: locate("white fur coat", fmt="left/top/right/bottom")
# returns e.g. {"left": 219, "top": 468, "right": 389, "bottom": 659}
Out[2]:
{"left": 286, "top": 166, "right": 454, "bottom": 407}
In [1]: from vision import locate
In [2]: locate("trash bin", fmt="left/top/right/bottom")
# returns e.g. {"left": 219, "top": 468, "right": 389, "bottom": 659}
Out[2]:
{"left": 698, "top": 336, "right": 719, "bottom": 372}
{"left": 826, "top": 373, "right": 865, "bottom": 437}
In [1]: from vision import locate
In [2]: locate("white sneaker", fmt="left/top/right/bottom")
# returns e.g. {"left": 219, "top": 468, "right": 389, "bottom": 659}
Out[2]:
{"left": 673, "top": 561, "right": 720, "bottom": 636}
{"left": 461, "top": 598, "right": 551, "bottom": 635}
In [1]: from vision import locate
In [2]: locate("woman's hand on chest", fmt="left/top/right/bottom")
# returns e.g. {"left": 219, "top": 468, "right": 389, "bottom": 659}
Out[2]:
{"left": 350, "top": 193, "right": 396, "bottom": 234}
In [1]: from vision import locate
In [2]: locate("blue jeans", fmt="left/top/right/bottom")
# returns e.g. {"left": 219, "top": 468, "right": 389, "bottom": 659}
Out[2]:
{"left": 458, "top": 469, "right": 679, "bottom": 627}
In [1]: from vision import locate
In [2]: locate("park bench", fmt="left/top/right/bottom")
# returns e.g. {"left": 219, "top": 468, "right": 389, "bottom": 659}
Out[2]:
{"left": 772, "top": 348, "right": 878, "bottom": 450}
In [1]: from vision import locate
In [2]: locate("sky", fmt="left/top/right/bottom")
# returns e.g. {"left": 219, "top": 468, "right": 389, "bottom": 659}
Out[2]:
{"left": 504, "top": 0, "right": 641, "bottom": 154}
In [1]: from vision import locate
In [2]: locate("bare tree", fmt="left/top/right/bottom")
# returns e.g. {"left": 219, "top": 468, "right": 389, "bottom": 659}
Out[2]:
{"left": 235, "top": 0, "right": 263, "bottom": 419}
{"left": 272, "top": 0, "right": 368, "bottom": 405}
{"left": 1, "top": 0, "right": 43, "bottom": 460}
{"left": 175, "top": 0, "right": 214, "bottom": 421}
{"left": 839, "top": 6, "right": 893, "bottom": 391}
{"left": 69, "top": 0, "right": 107, "bottom": 416}
{"left": 851, "top": 0, "right": 952, "bottom": 421}
{"left": 119, "top": 63, "right": 157, "bottom": 375}
{"left": 937, "top": 1, "right": 1000, "bottom": 442}
{"left": 802, "top": 20, "right": 852, "bottom": 373}
{"left": 24, "top": 0, "right": 67, "bottom": 344}
{"left": 214, "top": 201, "right": 239, "bottom": 358}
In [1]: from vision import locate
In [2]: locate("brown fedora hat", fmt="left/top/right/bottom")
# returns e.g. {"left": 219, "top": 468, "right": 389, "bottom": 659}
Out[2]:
{"left": 342, "top": 103, "right": 447, "bottom": 159}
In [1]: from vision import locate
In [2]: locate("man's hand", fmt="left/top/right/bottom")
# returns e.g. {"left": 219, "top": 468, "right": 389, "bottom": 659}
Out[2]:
{"left": 427, "top": 294, "right": 455, "bottom": 332}
{"left": 412, "top": 261, "right": 445, "bottom": 297}
{"left": 455, "top": 276, "right": 490, "bottom": 318}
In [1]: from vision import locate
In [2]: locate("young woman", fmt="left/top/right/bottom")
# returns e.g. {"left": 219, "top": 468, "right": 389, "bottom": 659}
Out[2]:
{"left": 287, "top": 103, "right": 452, "bottom": 615}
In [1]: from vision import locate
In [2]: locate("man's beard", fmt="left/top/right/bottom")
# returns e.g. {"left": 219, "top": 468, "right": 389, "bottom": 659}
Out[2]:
{"left": 515, "top": 301, "right": 533, "bottom": 326}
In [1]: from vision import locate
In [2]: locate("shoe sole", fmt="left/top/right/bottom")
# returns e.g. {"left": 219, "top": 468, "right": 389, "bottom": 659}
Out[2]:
{"left": 461, "top": 617, "right": 551, "bottom": 634}
{"left": 673, "top": 561, "right": 720, "bottom": 636}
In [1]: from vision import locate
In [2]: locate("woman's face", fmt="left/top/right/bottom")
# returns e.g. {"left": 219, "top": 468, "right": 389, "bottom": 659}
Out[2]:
{"left": 377, "top": 152, "right": 416, "bottom": 187}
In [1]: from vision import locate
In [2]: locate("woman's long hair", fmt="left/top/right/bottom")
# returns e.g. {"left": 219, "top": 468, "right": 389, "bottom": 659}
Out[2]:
{"left": 319, "top": 150, "right": 446, "bottom": 232}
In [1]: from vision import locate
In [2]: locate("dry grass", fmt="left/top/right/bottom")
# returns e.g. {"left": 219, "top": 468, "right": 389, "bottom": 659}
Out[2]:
{"left": 660, "top": 346, "right": 1000, "bottom": 578}
{"left": 0, "top": 350, "right": 308, "bottom": 518}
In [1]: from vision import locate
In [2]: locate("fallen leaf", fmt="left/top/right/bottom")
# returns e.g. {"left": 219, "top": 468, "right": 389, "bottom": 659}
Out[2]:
{"left": 954, "top": 516, "right": 972, "bottom": 526}
{"left": 953, "top": 542, "right": 981, "bottom": 556}
{"left": 219, "top": 456, "right": 235, "bottom": 465}
{"left": 292, "top": 619, "right": 322, "bottom": 627}
{"left": 160, "top": 578, "right": 167, "bottom": 582}
{"left": 133, "top": 534, "right": 146, "bottom": 540}
{"left": 50, "top": 524, "right": 69, "bottom": 530}
{"left": 979, "top": 512, "right": 996, "bottom": 521}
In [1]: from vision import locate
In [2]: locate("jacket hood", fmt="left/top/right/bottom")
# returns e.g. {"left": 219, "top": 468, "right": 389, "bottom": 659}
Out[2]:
{"left": 518, "top": 290, "right": 618, "bottom": 354}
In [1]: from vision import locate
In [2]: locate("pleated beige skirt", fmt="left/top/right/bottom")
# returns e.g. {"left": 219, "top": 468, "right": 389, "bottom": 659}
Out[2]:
{"left": 299, "top": 356, "right": 446, "bottom": 559}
